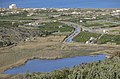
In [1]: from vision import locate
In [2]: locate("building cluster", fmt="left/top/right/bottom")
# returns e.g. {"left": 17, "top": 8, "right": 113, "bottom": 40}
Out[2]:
{"left": 111, "top": 10, "right": 120, "bottom": 17}
{"left": 0, "top": 10, "right": 22, "bottom": 16}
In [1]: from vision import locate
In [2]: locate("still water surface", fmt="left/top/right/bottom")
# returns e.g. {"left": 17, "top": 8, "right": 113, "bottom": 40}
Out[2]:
{"left": 4, "top": 54, "right": 106, "bottom": 74}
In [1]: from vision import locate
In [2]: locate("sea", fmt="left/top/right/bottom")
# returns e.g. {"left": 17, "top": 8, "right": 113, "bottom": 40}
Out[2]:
{"left": 0, "top": 0, "right": 120, "bottom": 8}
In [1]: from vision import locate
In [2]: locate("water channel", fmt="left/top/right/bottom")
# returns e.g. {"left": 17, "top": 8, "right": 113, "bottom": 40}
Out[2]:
{"left": 65, "top": 26, "right": 81, "bottom": 43}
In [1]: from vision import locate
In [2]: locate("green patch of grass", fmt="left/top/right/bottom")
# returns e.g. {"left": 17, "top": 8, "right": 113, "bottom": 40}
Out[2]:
{"left": 98, "top": 34, "right": 120, "bottom": 44}
{"left": 83, "top": 21, "right": 117, "bottom": 28}
{"left": 73, "top": 31, "right": 120, "bottom": 44}
{"left": 0, "top": 15, "right": 35, "bottom": 20}
{"left": 38, "top": 22, "right": 74, "bottom": 32}
{"left": 0, "top": 21, "right": 12, "bottom": 27}
{"left": 73, "top": 31, "right": 100, "bottom": 43}
{"left": 111, "top": 30, "right": 120, "bottom": 32}
{"left": 0, "top": 21, "right": 29, "bottom": 27}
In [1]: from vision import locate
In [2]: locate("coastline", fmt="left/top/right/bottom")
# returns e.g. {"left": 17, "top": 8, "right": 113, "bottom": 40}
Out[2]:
{"left": 2, "top": 53, "right": 107, "bottom": 74}
{"left": 0, "top": 42, "right": 119, "bottom": 74}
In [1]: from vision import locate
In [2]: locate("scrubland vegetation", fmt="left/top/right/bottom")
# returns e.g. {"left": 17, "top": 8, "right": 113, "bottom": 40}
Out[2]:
{"left": 0, "top": 8, "right": 120, "bottom": 79}
{"left": 10, "top": 51, "right": 120, "bottom": 79}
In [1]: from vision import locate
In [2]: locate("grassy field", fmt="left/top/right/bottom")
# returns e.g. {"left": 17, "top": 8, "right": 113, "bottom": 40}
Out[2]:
{"left": 73, "top": 31, "right": 100, "bottom": 43}
{"left": 0, "top": 21, "right": 30, "bottom": 28}
{"left": 73, "top": 31, "right": 120, "bottom": 44}
{"left": 70, "top": 19, "right": 120, "bottom": 28}
{"left": 38, "top": 22, "right": 73, "bottom": 32}
{"left": 83, "top": 20, "right": 118, "bottom": 28}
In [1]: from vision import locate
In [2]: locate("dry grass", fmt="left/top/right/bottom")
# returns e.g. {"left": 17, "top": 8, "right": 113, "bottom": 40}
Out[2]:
{"left": 0, "top": 35, "right": 120, "bottom": 74}
{"left": 111, "top": 26, "right": 120, "bottom": 30}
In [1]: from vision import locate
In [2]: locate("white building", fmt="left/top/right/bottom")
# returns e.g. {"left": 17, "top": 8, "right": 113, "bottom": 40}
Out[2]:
{"left": 9, "top": 4, "right": 17, "bottom": 9}
{"left": 80, "top": 20, "right": 83, "bottom": 23}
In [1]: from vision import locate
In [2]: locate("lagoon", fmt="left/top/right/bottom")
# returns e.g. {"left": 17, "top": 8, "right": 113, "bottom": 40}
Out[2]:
{"left": 4, "top": 54, "right": 106, "bottom": 74}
